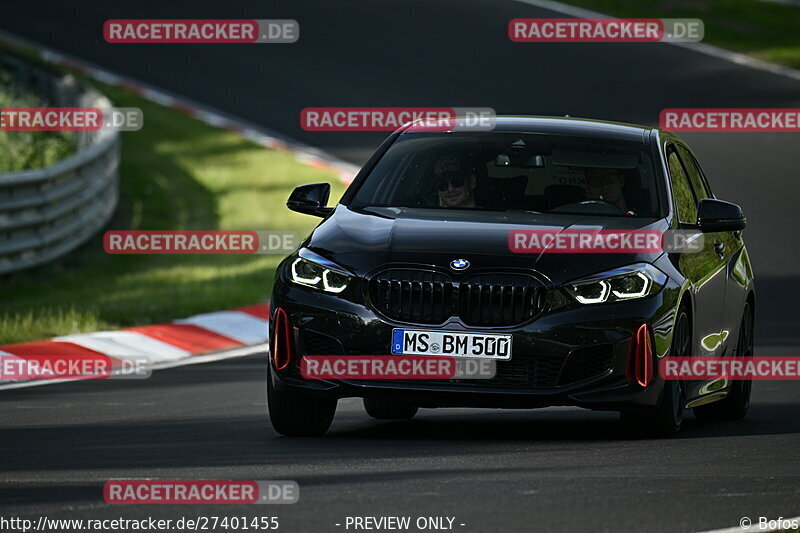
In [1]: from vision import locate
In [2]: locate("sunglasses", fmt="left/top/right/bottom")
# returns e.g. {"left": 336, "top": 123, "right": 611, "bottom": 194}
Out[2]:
{"left": 436, "top": 175, "right": 467, "bottom": 191}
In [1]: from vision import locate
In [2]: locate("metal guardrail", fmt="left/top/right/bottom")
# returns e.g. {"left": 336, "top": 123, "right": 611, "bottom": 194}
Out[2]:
{"left": 0, "top": 53, "right": 119, "bottom": 275}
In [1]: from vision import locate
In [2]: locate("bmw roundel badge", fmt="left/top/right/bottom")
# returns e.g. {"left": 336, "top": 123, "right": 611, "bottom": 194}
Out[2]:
{"left": 450, "top": 258, "right": 470, "bottom": 271}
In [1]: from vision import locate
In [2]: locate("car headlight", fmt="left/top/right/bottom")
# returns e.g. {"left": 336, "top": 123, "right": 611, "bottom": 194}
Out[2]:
{"left": 289, "top": 248, "right": 352, "bottom": 293}
{"left": 566, "top": 263, "right": 667, "bottom": 305}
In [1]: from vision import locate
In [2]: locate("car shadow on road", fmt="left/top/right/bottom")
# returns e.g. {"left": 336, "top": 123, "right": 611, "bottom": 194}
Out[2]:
{"left": 1, "top": 400, "right": 798, "bottom": 511}
{"left": 324, "top": 399, "right": 800, "bottom": 442}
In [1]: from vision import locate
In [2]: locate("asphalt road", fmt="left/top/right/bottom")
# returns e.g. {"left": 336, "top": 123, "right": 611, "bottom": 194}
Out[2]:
{"left": 3, "top": 355, "right": 800, "bottom": 533}
{"left": 2, "top": 0, "right": 800, "bottom": 531}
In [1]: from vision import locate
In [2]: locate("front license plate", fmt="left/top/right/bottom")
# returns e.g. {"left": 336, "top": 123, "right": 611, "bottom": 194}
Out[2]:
{"left": 391, "top": 329, "right": 512, "bottom": 360}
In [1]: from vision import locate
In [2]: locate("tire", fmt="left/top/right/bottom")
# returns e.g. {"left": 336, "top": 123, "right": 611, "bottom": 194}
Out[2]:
{"left": 267, "top": 369, "right": 337, "bottom": 436}
{"left": 694, "top": 303, "right": 753, "bottom": 421}
{"left": 621, "top": 308, "right": 689, "bottom": 437}
{"left": 621, "top": 378, "right": 684, "bottom": 437}
{"left": 363, "top": 398, "right": 418, "bottom": 420}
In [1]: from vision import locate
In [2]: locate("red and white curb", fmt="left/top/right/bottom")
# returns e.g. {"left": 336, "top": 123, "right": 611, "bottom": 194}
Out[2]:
{"left": 0, "top": 31, "right": 359, "bottom": 391}
{"left": 0, "top": 30, "right": 360, "bottom": 185}
{"left": 0, "top": 304, "right": 270, "bottom": 390}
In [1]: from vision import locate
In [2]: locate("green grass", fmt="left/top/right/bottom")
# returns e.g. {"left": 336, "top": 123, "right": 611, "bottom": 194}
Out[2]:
{"left": 0, "top": 73, "right": 74, "bottom": 172}
{"left": 0, "top": 75, "right": 346, "bottom": 344}
{"left": 555, "top": 0, "right": 800, "bottom": 69}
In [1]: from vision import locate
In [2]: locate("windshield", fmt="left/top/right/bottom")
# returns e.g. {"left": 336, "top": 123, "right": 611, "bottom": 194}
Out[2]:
{"left": 350, "top": 132, "right": 661, "bottom": 218}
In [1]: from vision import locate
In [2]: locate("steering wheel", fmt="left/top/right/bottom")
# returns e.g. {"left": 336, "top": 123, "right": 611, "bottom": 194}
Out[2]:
{"left": 578, "top": 199, "right": 625, "bottom": 213}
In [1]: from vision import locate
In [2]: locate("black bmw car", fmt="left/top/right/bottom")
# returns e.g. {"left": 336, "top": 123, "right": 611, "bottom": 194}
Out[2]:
{"left": 268, "top": 116, "right": 755, "bottom": 437}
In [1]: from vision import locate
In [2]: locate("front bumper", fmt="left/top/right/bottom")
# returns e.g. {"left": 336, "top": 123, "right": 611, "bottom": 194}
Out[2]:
{"left": 269, "top": 277, "right": 679, "bottom": 411}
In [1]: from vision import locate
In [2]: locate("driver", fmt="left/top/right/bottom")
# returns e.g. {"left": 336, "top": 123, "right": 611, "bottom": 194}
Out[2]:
{"left": 433, "top": 155, "right": 478, "bottom": 208}
{"left": 585, "top": 168, "right": 632, "bottom": 213}
{"left": 434, "top": 155, "right": 478, "bottom": 208}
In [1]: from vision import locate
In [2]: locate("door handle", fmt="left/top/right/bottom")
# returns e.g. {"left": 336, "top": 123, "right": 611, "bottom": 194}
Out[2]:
{"left": 714, "top": 241, "right": 725, "bottom": 258}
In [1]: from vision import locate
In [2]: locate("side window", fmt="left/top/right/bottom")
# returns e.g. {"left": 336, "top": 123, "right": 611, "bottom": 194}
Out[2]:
{"left": 667, "top": 148, "right": 698, "bottom": 223}
{"left": 677, "top": 146, "right": 710, "bottom": 200}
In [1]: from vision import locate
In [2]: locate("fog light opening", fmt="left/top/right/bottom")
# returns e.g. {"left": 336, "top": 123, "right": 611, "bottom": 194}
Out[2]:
{"left": 272, "top": 308, "right": 294, "bottom": 371}
{"left": 627, "top": 323, "right": 654, "bottom": 387}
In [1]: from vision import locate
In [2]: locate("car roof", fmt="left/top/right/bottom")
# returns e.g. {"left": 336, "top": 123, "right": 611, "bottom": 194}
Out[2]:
{"left": 402, "top": 115, "right": 654, "bottom": 144}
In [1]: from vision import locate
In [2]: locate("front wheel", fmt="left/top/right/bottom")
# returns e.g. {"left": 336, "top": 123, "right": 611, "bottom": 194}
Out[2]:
{"left": 621, "top": 309, "right": 690, "bottom": 437}
{"left": 620, "top": 378, "right": 685, "bottom": 437}
{"left": 267, "top": 370, "right": 337, "bottom": 436}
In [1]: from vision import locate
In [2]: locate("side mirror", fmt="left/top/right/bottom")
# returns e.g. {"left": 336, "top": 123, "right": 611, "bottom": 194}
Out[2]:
{"left": 697, "top": 198, "right": 746, "bottom": 232}
{"left": 287, "top": 183, "right": 332, "bottom": 217}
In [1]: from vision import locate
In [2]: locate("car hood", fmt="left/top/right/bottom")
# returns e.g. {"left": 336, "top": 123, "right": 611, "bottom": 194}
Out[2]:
{"left": 306, "top": 205, "right": 667, "bottom": 286}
